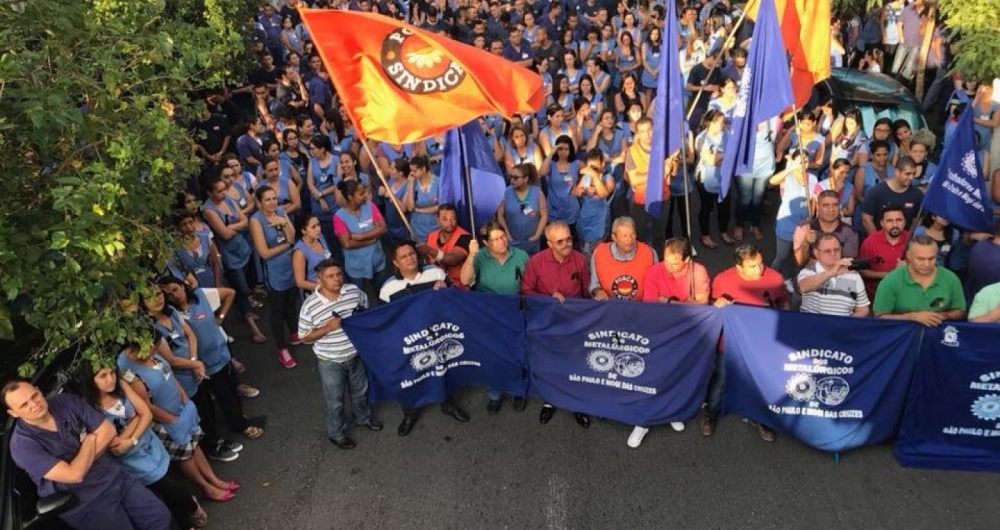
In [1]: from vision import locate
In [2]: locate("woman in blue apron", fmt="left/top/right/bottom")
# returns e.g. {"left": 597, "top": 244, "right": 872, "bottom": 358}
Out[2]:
{"left": 614, "top": 31, "right": 640, "bottom": 91}
{"left": 334, "top": 179, "right": 388, "bottom": 303}
{"left": 829, "top": 108, "right": 869, "bottom": 168}
{"left": 79, "top": 364, "right": 209, "bottom": 528}
{"left": 578, "top": 74, "right": 605, "bottom": 123}
{"left": 339, "top": 151, "right": 372, "bottom": 200}
{"left": 539, "top": 105, "right": 574, "bottom": 158}
{"left": 156, "top": 277, "right": 266, "bottom": 444}
{"left": 694, "top": 109, "right": 733, "bottom": 248}
{"left": 499, "top": 163, "right": 547, "bottom": 255}
{"left": 379, "top": 157, "right": 413, "bottom": 245}
{"left": 575, "top": 149, "right": 615, "bottom": 259}
{"left": 778, "top": 111, "right": 826, "bottom": 172}
{"left": 249, "top": 185, "right": 300, "bottom": 369}
{"left": 292, "top": 213, "right": 331, "bottom": 296}
{"left": 541, "top": 135, "right": 582, "bottom": 240}
{"left": 117, "top": 335, "right": 237, "bottom": 502}
{"left": 640, "top": 27, "right": 662, "bottom": 99}
{"left": 504, "top": 124, "right": 544, "bottom": 175}
{"left": 592, "top": 109, "right": 629, "bottom": 222}
{"left": 221, "top": 164, "right": 256, "bottom": 219}
{"left": 264, "top": 139, "right": 301, "bottom": 187}
{"left": 172, "top": 211, "right": 220, "bottom": 289}
{"left": 404, "top": 154, "right": 440, "bottom": 243}
{"left": 260, "top": 156, "right": 301, "bottom": 218}
{"left": 200, "top": 174, "right": 263, "bottom": 343}
{"left": 423, "top": 135, "right": 445, "bottom": 176}
{"left": 306, "top": 134, "right": 342, "bottom": 256}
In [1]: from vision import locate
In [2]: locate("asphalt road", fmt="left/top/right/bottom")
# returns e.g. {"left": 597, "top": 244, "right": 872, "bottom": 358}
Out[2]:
{"left": 202, "top": 192, "right": 1000, "bottom": 530}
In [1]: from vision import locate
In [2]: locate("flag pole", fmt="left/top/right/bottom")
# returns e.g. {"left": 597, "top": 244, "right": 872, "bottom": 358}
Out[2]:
{"left": 459, "top": 129, "right": 478, "bottom": 234}
{"left": 788, "top": 103, "right": 814, "bottom": 216}
{"left": 680, "top": 128, "right": 696, "bottom": 258}
{"left": 360, "top": 140, "right": 416, "bottom": 239}
{"left": 685, "top": 0, "right": 757, "bottom": 123}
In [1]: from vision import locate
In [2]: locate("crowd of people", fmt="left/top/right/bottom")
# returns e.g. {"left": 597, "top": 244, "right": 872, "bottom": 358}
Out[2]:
{"left": 4, "top": 0, "right": 1000, "bottom": 529}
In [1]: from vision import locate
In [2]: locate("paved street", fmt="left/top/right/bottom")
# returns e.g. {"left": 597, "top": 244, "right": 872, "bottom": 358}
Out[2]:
{"left": 203, "top": 194, "right": 1000, "bottom": 530}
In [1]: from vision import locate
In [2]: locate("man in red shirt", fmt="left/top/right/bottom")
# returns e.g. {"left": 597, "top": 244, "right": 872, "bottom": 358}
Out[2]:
{"left": 857, "top": 204, "right": 908, "bottom": 300}
{"left": 520, "top": 221, "right": 591, "bottom": 427}
{"left": 641, "top": 238, "right": 710, "bottom": 304}
{"left": 418, "top": 204, "right": 473, "bottom": 289}
{"left": 702, "top": 243, "right": 788, "bottom": 443}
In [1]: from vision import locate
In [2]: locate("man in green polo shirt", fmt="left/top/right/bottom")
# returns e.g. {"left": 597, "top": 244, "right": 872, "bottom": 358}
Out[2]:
{"left": 459, "top": 220, "right": 529, "bottom": 414}
{"left": 873, "top": 234, "right": 966, "bottom": 326}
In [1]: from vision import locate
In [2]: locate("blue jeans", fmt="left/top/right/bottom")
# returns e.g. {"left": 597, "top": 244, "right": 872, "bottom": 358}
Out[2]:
{"left": 734, "top": 175, "right": 769, "bottom": 228}
{"left": 317, "top": 355, "right": 373, "bottom": 440}
{"left": 705, "top": 351, "right": 725, "bottom": 417}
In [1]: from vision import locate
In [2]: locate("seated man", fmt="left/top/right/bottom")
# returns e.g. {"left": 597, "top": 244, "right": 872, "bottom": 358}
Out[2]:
{"left": 704, "top": 243, "right": 788, "bottom": 443}
{"left": 857, "top": 205, "right": 909, "bottom": 300}
{"left": 521, "top": 221, "right": 592, "bottom": 428}
{"left": 797, "top": 233, "right": 871, "bottom": 317}
{"left": 459, "top": 221, "right": 530, "bottom": 414}
{"left": 380, "top": 240, "right": 470, "bottom": 436}
{"left": 3, "top": 381, "right": 171, "bottom": 530}
{"left": 874, "top": 234, "right": 967, "bottom": 326}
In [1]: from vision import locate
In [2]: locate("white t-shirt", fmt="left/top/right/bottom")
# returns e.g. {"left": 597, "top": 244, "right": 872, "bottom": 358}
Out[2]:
{"left": 379, "top": 266, "right": 448, "bottom": 303}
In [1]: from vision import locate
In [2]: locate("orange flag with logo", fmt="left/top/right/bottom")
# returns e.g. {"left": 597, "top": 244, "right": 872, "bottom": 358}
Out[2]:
{"left": 747, "top": 0, "right": 831, "bottom": 107}
{"left": 299, "top": 9, "right": 545, "bottom": 144}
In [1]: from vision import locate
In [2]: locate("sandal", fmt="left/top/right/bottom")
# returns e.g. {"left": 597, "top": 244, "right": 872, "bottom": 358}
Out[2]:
{"left": 206, "top": 490, "right": 235, "bottom": 503}
{"left": 700, "top": 236, "right": 719, "bottom": 249}
{"left": 231, "top": 358, "right": 246, "bottom": 374}
{"left": 226, "top": 481, "right": 242, "bottom": 492}
{"left": 720, "top": 233, "right": 735, "bottom": 245}
{"left": 243, "top": 425, "right": 265, "bottom": 439}
{"left": 189, "top": 500, "right": 208, "bottom": 528}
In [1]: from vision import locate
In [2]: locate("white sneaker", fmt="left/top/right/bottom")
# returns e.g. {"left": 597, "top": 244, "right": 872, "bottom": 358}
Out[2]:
{"left": 670, "top": 421, "right": 685, "bottom": 432}
{"left": 627, "top": 426, "right": 649, "bottom": 448}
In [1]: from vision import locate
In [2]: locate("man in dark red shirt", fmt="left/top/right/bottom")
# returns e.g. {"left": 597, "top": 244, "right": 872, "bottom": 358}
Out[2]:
{"left": 702, "top": 243, "right": 788, "bottom": 443}
{"left": 521, "top": 221, "right": 589, "bottom": 301}
{"left": 857, "top": 205, "right": 909, "bottom": 300}
{"left": 520, "top": 221, "right": 591, "bottom": 428}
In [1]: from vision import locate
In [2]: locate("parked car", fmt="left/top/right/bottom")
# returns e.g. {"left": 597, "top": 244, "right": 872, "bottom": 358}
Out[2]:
{"left": 816, "top": 67, "right": 929, "bottom": 137}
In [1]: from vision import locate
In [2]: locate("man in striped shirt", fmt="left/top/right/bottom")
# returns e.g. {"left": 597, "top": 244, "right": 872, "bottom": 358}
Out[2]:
{"left": 298, "top": 259, "right": 383, "bottom": 450}
{"left": 797, "top": 233, "right": 871, "bottom": 317}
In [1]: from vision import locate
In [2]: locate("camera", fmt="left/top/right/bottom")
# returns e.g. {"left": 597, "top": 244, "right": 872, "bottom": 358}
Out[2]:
{"left": 848, "top": 259, "right": 871, "bottom": 271}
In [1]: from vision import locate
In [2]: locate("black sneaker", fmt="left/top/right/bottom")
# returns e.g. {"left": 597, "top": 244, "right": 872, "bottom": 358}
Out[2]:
{"left": 222, "top": 440, "right": 244, "bottom": 453}
{"left": 206, "top": 444, "right": 239, "bottom": 462}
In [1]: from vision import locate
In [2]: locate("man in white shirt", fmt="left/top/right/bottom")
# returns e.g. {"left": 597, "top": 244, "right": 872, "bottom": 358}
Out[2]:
{"left": 797, "top": 233, "right": 871, "bottom": 317}
{"left": 299, "top": 259, "right": 383, "bottom": 450}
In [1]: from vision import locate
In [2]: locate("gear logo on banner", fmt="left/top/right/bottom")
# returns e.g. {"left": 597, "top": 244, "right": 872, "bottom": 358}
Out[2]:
{"left": 971, "top": 394, "right": 1000, "bottom": 422}
{"left": 399, "top": 322, "right": 480, "bottom": 389}
{"left": 770, "top": 348, "right": 862, "bottom": 419}
{"left": 583, "top": 330, "right": 650, "bottom": 379}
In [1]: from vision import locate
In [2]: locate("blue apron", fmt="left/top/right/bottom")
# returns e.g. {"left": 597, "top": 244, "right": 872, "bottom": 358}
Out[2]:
{"left": 252, "top": 209, "right": 295, "bottom": 291}
{"left": 503, "top": 185, "right": 543, "bottom": 254}
{"left": 202, "top": 197, "right": 251, "bottom": 270}
{"left": 334, "top": 202, "right": 386, "bottom": 280}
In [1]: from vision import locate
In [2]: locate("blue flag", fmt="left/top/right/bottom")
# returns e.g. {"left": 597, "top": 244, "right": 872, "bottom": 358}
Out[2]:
{"left": 525, "top": 297, "right": 721, "bottom": 426}
{"left": 720, "top": 305, "right": 921, "bottom": 453}
{"left": 896, "top": 323, "right": 1000, "bottom": 472}
{"left": 341, "top": 289, "right": 527, "bottom": 409}
{"left": 440, "top": 120, "right": 506, "bottom": 235}
{"left": 646, "top": 0, "right": 686, "bottom": 219}
{"left": 921, "top": 107, "right": 995, "bottom": 231}
{"left": 717, "top": 0, "right": 792, "bottom": 200}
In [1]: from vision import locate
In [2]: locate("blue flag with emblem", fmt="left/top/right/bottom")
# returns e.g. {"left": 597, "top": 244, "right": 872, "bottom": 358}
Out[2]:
{"left": 646, "top": 0, "right": 685, "bottom": 219}
{"left": 525, "top": 297, "right": 720, "bottom": 426}
{"left": 717, "top": 0, "right": 792, "bottom": 200}
{"left": 896, "top": 323, "right": 1000, "bottom": 471}
{"left": 720, "top": 305, "right": 921, "bottom": 452}
{"left": 341, "top": 289, "right": 527, "bottom": 408}
{"left": 440, "top": 120, "right": 506, "bottom": 235}
{"left": 921, "top": 106, "right": 995, "bottom": 231}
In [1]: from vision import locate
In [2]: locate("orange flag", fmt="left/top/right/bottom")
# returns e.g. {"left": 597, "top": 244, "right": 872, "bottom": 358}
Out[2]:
{"left": 298, "top": 9, "right": 545, "bottom": 144}
{"left": 747, "top": 0, "right": 831, "bottom": 107}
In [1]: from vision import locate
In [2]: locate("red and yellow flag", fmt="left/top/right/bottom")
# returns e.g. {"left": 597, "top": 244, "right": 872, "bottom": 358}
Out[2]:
{"left": 747, "top": 0, "right": 831, "bottom": 107}
{"left": 299, "top": 9, "right": 545, "bottom": 144}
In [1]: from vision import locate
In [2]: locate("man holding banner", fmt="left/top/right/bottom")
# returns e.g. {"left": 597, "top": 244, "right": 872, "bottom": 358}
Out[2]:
{"left": 521, "top": 221, "right": 592, "bottom": 428}
{"left": 873, "top": 235, "right": 966, "bottom": 326}
{"left": 379, "top": 241, "right": 471, "bottom": 435}
{"left": 298, "top": 259, "right": 383, "bottom": 450}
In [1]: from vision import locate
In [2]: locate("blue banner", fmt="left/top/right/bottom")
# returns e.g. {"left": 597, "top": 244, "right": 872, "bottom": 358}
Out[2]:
{"left": 342, "top": 289, "right": 527, "bottom": 408}
{"left": 525, "top": 298, "right": 721, "bottom": 426}
{"left": 440, "top": 120, "right": 506, "bottom": 234}
{"left": 720, "top": 305, "right": 921, "bottom": 452}
{"left": 646, "top": 0, "right": 685, "bottom": 219}
{"left": 896, "top": 323, "right": 1000, "bottom": 471}
{"left": 921, "top": 106, "right": 995, "bottom": 231}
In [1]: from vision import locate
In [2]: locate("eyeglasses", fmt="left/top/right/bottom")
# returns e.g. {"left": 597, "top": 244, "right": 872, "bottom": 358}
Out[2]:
{"left": 489, "top": 234, "right": 508, "bottom": 242}
{"left": 817, "top": 247, "right": 841, "bottom": 255}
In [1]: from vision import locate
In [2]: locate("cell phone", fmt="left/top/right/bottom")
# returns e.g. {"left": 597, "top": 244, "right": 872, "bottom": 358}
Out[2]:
{"left": 848, "top": 259, "right": 871, "bottom": 271}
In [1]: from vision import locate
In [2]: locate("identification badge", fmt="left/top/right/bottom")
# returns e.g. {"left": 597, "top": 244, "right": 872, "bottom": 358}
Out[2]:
{"left": 522, "top": 205, "right": 535, "bottom": 216}
{"left": 276, "top": 230, "right": 287, "bottom": 244}
{"left": 194, "top": 267, "right": 206, "bottom": 275}
{"left": 358, "top": 219, "right": 373, "bottom": 230}
{"left": 238, "top": 197, "right": 247, "bottom": 208}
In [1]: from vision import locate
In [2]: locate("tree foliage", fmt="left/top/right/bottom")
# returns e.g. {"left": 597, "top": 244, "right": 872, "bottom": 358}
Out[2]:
{"left": 0, "top": 0, "right": 256, "bottom": 374}
{"left": 938, "top": 0, "right": 1000, "bottom": 83}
